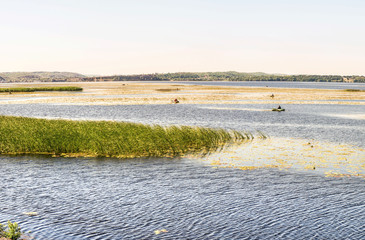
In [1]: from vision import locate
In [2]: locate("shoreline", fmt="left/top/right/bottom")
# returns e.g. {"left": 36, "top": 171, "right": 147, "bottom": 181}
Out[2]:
{"left": 0, "top": 82, "right": 363, "bottom": 106}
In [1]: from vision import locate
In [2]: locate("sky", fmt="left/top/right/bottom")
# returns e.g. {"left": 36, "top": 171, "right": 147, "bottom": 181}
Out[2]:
{"left": 1, "top": 0, "right": 365, "bottom": 76}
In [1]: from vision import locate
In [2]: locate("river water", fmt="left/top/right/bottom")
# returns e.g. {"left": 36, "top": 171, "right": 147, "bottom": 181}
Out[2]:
{"left": 0, "top": 82, "right": 364, "bottom": 239}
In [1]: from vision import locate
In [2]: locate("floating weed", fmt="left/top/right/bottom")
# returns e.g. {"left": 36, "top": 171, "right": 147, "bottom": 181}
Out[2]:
{"left": 324, "top": 171, "right": 365, "bottom": 178}
{"left": 23, "top": 212, "right": 38, "bottom": 216}
{"left": 201, "top": 137, "right": 365, "bottom": 179}
{"left": 239, "top": 166, "right": 261, "bottom": 170}
{"left": 154, "top": 229, "right": 168, "bottom": 235}
{"left": 304, "top": 165, "right": 316, "bottom": 170}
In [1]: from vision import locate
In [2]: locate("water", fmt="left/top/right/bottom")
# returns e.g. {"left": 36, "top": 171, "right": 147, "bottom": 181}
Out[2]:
{"left": 167, "top": 81, "right": 365, "bottom": 90}
{"left": 0, "top": 103, "right": 363, "bottom": 147}
{"left": 1, "top": 157, "right": 365, "bottom": 240}
{"left": 0, "top": 84, "right": 364, "bottom": 239}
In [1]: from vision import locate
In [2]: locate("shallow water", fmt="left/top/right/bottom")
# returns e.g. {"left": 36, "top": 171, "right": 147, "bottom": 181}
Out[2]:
{"left": 1, "top": 156, "right": 365, "bottom": 240}
{"left": 0, "top": 91, "right": 364, "bottom": 239}
{"left": 0, "top": 103, "right": 363, "bottom": 147}
{"left": 168, "top": 81, "right": 365, "bottom": 90}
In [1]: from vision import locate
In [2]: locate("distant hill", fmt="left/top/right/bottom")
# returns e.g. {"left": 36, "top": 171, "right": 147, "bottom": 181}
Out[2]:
{"left": 0, "top": 72, "right": 86, "bottom": 82}
{"left": 80, "top": 71, "right": 365, "bottom": 83}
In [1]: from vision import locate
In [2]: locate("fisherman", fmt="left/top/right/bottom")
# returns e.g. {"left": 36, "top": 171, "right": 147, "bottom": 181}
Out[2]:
{"left": 277, "top": 105, "right": 282, "bottom": 109}
{"left": 174, "top": 98, "right": 179, "bottom": 104}
{"left": 270, "top": 94, "right": 274, "bottom": 98}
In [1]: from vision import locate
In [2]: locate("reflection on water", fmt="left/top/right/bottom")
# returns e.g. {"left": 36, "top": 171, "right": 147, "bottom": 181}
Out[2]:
{"left": 1, "top": 156, "right": 365, "bottom": 240}
{"left": 324, "top": 113, "right": 365, "bottom": 120}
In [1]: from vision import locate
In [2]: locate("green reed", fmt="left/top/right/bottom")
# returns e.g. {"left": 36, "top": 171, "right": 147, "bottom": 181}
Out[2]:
{"left": 344, "top": 89, "right": 364, "bottom": 92}
{"left": 0, "top": 86, "right": 82, "bottom": 92}
{"left": 155, "top": 88, "right": 180, "bottom": 92}
{"left": 0, "top": 116, "right": 251, "bottom": 158}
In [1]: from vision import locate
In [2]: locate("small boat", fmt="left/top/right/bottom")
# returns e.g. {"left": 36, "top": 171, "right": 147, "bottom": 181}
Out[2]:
{"left": 272, "top": 108, "right": 285, "bottom": 112}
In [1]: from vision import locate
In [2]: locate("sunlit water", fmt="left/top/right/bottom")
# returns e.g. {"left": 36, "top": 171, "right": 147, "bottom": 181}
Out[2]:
{"left": 1, "top": 156, "right": 365, "bottom": 240}
{"left": 167, "top": 81, "right": 365, "bottom": 90}
{"left": 0, "top": 103, "right": 363, "bottom": 147}
{"left": 0, "top": 93, "right": 365, "bottom": 239}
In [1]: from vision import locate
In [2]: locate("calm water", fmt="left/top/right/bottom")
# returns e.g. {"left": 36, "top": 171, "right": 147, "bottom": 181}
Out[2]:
{"left": 167, "top": 81, "right": 365, "bottom": 90}
{"left": 1, "top": 86, "right": 365, "bottom": 239}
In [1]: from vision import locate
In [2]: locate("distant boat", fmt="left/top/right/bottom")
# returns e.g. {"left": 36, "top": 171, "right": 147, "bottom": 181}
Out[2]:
{"left": 272, "top": 108, "right": 285, "bottom": 112}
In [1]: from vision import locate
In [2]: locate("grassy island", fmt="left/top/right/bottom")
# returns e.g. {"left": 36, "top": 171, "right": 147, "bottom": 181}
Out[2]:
{"left": 0, "top": 86, "right": 82, "bottom": 93}
{"left": 0, "top": 116, "right": 251, "bottom": 158}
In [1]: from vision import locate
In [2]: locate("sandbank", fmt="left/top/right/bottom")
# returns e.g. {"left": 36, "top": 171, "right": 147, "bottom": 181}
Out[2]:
{"left": 0, "top": 82, "right": 363, "bottom": 105}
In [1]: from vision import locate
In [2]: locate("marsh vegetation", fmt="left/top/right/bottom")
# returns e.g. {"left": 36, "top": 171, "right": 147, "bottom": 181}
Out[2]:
{"left": 0, "top": 86, "right": 82, "bottom": 93}
{"left": 0, "top": 221, "right": 22, "bottom": 240}
{"left": 0, "top": 116, "right": 250, "bottom": 158}
{"left": 344, "top": 89, "right": 364, "bottom": 92}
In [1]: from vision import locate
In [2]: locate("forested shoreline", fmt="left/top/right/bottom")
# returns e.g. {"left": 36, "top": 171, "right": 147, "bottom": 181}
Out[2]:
{"left": 1, "top": 71, "right": 364, "bottom": 82}
{"left": 82, "top": 72, "right": 365, "bottom": 83}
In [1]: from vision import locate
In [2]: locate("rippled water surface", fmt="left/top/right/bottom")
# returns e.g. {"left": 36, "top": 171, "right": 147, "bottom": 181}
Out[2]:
{"left": 0, "top": 103, "right": 363, "bottom": 147}
{"left": 1, "top": 157, "right": 365, "bottom": 240}
{"left": 0, "top": 87, "right": 365, "bottom": 239}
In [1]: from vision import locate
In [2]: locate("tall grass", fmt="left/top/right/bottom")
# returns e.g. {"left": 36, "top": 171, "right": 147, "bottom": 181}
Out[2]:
{"left": 0, "top": 116, "right": 251, "bottom": 158}
{"left": 0, "top": 86, "right": 82, "bottom": 92}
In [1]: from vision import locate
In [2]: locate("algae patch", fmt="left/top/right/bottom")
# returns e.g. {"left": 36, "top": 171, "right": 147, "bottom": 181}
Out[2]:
{"left": 201, "top": 138, "right": 365, "bottom": 179}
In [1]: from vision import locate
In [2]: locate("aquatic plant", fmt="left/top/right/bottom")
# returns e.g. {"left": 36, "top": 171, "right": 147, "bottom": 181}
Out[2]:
{"left": 155, "top": 88, "right": 180, "bottom": 92}
{"left": 0, "top": 86, "right": 82, "bottom": 93}
{"left": 256, "top": 130, "right": 268, "bottom": 139}
{"left": 0, "top": 116, "right": 252, "bottom": 158}
{"left": 344, "top": 89, "right": 364, "bottom": 92}
{"left": 0, "top": 221, "right": 22, "bottom": 240}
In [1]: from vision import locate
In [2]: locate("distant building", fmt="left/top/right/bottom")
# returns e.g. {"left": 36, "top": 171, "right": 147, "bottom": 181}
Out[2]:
{"left": 343, "top": 77, "right": 354, "bottom": 83}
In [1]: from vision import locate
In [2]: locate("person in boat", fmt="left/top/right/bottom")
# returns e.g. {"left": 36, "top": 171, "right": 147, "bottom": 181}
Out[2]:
{"left": 174, "top": 98, "right": 179, "bottom": 104}
{"left": 270, "top": 94, "right": 274, "bottom": 98}
{"left": 277, "top": 105, "right": 282, "bottom": 109}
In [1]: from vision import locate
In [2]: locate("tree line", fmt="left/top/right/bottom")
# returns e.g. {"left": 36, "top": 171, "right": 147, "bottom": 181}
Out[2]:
{"left": 82, "top": 72, "right": 365, "bottom": 83}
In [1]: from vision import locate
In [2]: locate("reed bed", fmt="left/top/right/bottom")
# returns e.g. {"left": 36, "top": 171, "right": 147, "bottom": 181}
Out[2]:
{"left": 344, "top": 89, "right": 364, "bottom": 92}
{"left": 155, "top": 88, "right": 180, "bottom": 92}
{"left": 0, "top": 86, "right": 82, "bottom": 92}
{"left": 0, "top": 116, "right": 250, "bottom": 158}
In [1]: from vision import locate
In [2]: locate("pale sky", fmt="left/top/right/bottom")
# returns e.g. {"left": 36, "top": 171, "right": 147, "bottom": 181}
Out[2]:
{"left": 1, "top": 0, "right": 365, "bottom": 75}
